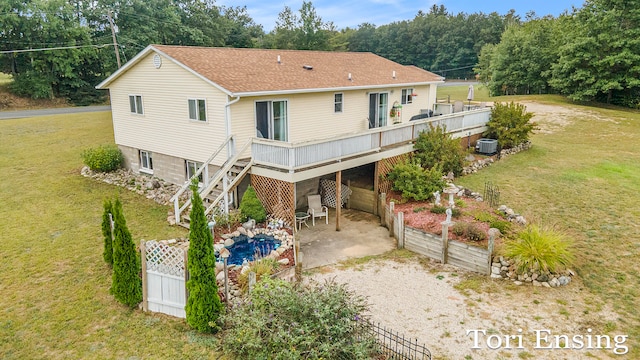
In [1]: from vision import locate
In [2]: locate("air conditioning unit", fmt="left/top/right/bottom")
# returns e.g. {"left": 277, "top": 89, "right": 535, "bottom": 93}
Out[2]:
{"left": 475, "top": 138, "right": 498, "bottom": 155}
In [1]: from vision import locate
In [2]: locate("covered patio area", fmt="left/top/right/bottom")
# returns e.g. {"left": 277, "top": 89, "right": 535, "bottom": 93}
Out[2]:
{"left": 296, "top": 208, "right": 396, "bottom": 269}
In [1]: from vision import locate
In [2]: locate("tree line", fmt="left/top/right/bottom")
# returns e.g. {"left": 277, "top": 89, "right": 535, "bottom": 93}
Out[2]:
{"left": 476, "top": 0, "right": 640, "bottom": 107}
{"left": 2, "top": 0, "right": 637, "bottom": 107}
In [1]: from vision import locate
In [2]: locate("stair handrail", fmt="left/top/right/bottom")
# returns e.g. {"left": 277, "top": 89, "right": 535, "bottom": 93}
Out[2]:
{"left": 174, "top": 138, "right": 252, "bottom": 224}
{"left": 170, "top": 135, "right": 234, "bottom": 203}
{"left": 205, "top": 158, "right": 254, "bottom": 216}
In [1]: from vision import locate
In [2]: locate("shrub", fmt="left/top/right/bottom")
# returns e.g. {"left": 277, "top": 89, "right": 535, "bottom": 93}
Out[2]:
{"left": 221, "top": 278, "right": 377, "bottom": 360}
{"left": 413, "top": 124, "right": 466, "bottom": 176}
{"left": 239, "top": 186, "right": 266, "bottom": 223}
{"left": 387, "top": 160, "right": 445, "bottom": 201}
{"left": 82, "top": 145, "right": 123, "bottom": 172}
{"left": 212, "top": 208, "right": 242, "bottom": 229}
{"left": 470, "top": 210, "right": 498, "bottom": 223}
{"left": 451, "top": 222, "right": 487, "bottom": 241}
{"left": 466, "top": 224, "right": 488, "bottom": 242}
{"left": 489, "top": 219, "right": 512, "bottom": 234}
{"left": 430, "top": 205, "right": 461, "bottom": 218}
{"left": 236, "top": 258, "right": 280, "bottom": 292}
{"left": 504, "top": 225, "right": 574, "bottom": 273}
{"left": 186, "top": 181, "right": 223, "bottom": 333}
{"left": 452, "top": 222, "right": 467, "bottom": 236}
{"left": 101, "top": 198, "right": 114, "bottom": 266}
{"left": 110, "top": 198, "right": 142, "bottom": 308}
{"left": 485, "top": 102, "right": 537, "bottom": 149}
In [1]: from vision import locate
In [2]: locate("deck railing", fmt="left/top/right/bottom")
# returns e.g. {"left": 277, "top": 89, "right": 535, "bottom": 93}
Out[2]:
{"left": 252, "top": 108, "right": 490, "bottom": 172}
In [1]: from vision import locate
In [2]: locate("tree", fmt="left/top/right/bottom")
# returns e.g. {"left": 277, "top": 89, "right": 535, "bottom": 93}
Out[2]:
{"left": 110, "top": 198, "right": 142, "bottom": 308}
{"left": 102, "top": 199, "right": 114, "bottom": 266}
{"left": 239, "top": 186, "right": 267, "bottom": 223}
{"left": 413, "top": 124, "right": 466, "bottom": 176}
{"left": 185, "top": 181, "right": 223, "bottom": 333}
{"left": 485, "top": 102, "right": 536, "bottom": 148}
{"left": 550, "top": 0, "right": 640, "bottom": 106}
{"left": 265, "top": 1, "right": 333, "bottom": 50}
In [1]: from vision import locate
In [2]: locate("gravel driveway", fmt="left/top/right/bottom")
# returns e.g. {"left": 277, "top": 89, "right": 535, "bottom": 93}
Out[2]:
{"left": 309, "top": 256, "right": 622, "bottom": 360}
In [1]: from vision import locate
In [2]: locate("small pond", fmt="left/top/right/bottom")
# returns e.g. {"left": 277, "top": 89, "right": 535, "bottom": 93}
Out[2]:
{"left": 216, "top": 233, "right": 281, "bottom": 266}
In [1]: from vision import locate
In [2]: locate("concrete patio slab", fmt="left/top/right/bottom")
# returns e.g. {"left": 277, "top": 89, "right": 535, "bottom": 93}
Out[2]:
{"left": 297, "top": 208, "right": 396, "bottom": 269}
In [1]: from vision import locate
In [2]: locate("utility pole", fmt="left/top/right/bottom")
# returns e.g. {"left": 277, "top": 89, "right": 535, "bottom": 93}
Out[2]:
{"left": 106, "top": 11, "right": 121, "bottom": 68}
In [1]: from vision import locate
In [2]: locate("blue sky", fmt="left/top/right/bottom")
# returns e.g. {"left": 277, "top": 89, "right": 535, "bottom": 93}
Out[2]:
{"left": 218, "top": 0, "right": 584, "bottom": 31}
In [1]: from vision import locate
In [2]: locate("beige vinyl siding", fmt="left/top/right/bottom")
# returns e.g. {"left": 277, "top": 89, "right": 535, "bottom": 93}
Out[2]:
{"left": 230, "top": 85, "right": 437, "bottom": 144}
{"left": 108, "top": 51, "right": 228, "bottom": 166}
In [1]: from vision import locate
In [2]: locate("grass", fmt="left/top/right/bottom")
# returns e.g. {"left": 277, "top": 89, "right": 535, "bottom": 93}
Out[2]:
{"left": 0, "top": 72, "right": 12, "bottom": 86}
{"left": 0, "top": 113, "right": 229, "bottom": 359}
{"left": 453, "top": 94, "right": 640, "bottom": 357}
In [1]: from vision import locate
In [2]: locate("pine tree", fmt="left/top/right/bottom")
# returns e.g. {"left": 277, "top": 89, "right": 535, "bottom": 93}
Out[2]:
{"left": 186, "top": 182, "right": 223, "bottom": 332}
{"left": 102, "top": 199, "right": 114, "bottom": 265}
{"left": 110, "top": 198, "right": 142, "bottom": 308}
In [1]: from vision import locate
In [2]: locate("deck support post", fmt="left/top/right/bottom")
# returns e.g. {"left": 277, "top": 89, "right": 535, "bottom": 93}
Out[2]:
{"left": 336, "top": 170, "right": 342, "bottom": 231}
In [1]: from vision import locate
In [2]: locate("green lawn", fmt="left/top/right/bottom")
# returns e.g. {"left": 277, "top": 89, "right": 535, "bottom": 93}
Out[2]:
{"left": 437, "top": 83, "right": 492, "bottom": 103}
{"left": 0, "top": 113, "right": 223, "bottom": 359}
{"left": 453, "top": 95, "right": 640, "bottom": 356}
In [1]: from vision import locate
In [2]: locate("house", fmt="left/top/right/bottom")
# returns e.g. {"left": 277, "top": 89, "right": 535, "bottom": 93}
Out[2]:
{"left": 96, "top": 45, "right": 490, "bottom": 226}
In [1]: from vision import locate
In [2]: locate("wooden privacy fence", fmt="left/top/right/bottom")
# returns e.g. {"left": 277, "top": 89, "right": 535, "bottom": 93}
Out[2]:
{"left": 141, "top": 240, "right": 188, "bottom": 318}
{"left": 380, "top": 194, "right": 494, "bottom": 275}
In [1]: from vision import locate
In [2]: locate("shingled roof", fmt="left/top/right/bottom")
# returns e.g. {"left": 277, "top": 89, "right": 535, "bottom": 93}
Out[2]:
{"left": 97, "top": 45, "right": 443, "bottom": 95}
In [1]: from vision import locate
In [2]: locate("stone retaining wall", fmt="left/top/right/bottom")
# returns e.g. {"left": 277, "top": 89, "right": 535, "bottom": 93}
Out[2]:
{"left": 491, "top": 256, "right": 574, "bottom": 287}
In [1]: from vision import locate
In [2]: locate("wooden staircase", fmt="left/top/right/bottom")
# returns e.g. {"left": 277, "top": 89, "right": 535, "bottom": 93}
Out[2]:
{"left": 170, "top": 137, "right": 253, "bottom": 228}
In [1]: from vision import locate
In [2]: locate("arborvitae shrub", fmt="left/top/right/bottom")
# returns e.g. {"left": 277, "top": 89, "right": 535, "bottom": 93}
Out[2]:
{"left": 239, "top": 186, "right": 266, "bottom": 223}
{"left": 110, "top": 198, "right": 142, "bottom": 308}
{"left": 185, "top": 182, "right": 223, "bottom": 333}
{"left": 102, "top": 198, "right": 114, "bottom": 266}
{"left": 82, "top": 145, "right": 123, "bottom": 172}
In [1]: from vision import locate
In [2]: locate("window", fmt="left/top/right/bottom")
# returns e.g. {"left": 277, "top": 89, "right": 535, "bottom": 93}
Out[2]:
{"left": 186, "top": 160, "right": 204, "bottom": 184}
{"left": 188, "top": 99, "right": 207, "bottom": 121}
{"left": 139, "top": 150, "right": 153, "bottom": 173}
{"left": 401, "top": 88, "right": 413, "bottom": 105}
{"left": 255, "top": 100, "right": 288, "bottom": 141}
{"left": 334, "top": 93, "right": 343, "bottom": 113}
{"left": 129, "top": 95, "right": 143, "bottom": 114}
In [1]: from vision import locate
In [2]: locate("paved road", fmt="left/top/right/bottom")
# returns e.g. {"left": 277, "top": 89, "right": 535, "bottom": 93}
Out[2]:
{"left": 0, "top": 105, "right": 111, "bottom": 120}
{"left": 440, "top": 81, "right": 479, "bottom": 87}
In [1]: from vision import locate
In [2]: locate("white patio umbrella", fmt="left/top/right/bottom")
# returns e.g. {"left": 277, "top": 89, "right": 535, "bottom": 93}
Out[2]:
{"left": 467, "top": 84, "right": 474, "bottom": 106}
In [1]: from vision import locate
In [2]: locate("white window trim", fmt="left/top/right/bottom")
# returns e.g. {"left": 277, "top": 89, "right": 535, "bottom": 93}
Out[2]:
{"left": 334, "top": 92, "right": 344, "bottom": 113}
{"left": 188, "top": 98, "right": 207, "bottom": 122}
{"left": 139, "top": 150, "right": 153, "bottom": 174}
{"left": 185, "top": 160, "right": 207, "bottom": 186}
{"left": 129, "top": 94, "right": 144, "bottom": 115}
{"left": 253, "top": 99, "right": 290, "bottom": 142}
{"left": 401, "top": 88, "right": 414, "bottom": 105}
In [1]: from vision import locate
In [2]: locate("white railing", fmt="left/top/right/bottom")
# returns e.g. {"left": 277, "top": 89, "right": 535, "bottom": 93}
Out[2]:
{"left": 170, "top": 135, "right": 234, "bottom": 224}
{"left": 252, "top": 108, "right": 490, "bottom": 171}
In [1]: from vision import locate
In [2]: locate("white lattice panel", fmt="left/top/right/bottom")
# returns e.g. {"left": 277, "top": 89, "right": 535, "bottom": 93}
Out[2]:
{"left": 319, "top": 179, "right": 352, "bottom": 209}
{"left": 145, "top": 240, "right": 185, "bottom": 277}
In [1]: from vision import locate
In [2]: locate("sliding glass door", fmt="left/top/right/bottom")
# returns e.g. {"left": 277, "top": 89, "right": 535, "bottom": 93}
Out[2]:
{"left": 368, "top": 93, "right": 388, "bottom": 129}
{"left": 256, "top": 100, "right": 288, "bottom": 141}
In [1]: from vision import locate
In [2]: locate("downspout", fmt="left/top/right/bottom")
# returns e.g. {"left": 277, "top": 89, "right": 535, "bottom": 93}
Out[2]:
{"left": 225, "top": 95, "right": 241, "bottom": 157}
{"left": 223, "top": 95, "right": 241, "bottom": 215}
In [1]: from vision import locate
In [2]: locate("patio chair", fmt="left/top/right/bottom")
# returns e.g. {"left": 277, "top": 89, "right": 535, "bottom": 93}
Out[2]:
{"left": 307, "top": 194, "right": 328, "bottom": 226}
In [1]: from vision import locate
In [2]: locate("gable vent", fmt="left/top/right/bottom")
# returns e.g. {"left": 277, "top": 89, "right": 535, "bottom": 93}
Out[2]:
{"left": 303, "top": 65, "right": 313, "bottom": 70}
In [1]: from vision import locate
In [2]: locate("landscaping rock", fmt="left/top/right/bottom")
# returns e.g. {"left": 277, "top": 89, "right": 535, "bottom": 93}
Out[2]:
{"left": 278, "top": 258, "right": 290, "bottom": 265}
{"left": 237, "top": 226, "right": 247, "bottom": 235}
{"left": 224, "top": 238, "right": 235, "bottom": 247}
{"left": 558, "top": 276, "right": 571, "bottom": 286}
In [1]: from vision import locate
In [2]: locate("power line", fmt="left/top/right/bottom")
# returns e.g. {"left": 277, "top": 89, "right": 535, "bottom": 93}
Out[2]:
{"left": 0, "top": 44, "right": 112, "bottom": 54}
{"left": 430, "top": 64, "right": 477, "bottom": 73}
